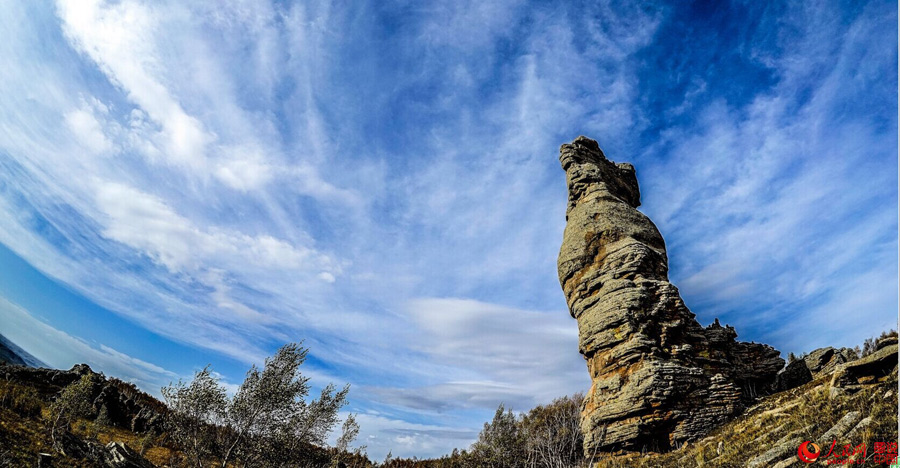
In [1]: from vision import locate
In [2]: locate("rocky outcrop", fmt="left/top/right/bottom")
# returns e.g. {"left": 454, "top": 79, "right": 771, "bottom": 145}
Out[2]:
{"left": 0, "top": 362, "right": 91, "bottom": 395}
{"left": 774, "top": 358, "right": 813, "bottom": 392}
{"left": 830, "top": 344, "right": 898, "bottom": 395}
{"left": 92, "top": 377, "right": 167, "bottom": 434}
{"left": 0, "top": 362, "right": 167, "bottom": 434}
{"left": 876, "top": 335, "right": 898, "bottom": 351}
{"left": 804, "top": 347, "right": 856, "bottom": 377}
{"left": 556, "top": 136, "right": 784, "bottom": 454}
{"left": 101, "top": 441, "right": 157, "bottom": 468}
{"left": 594, "top": 340, "right": 897, "bottom": 467}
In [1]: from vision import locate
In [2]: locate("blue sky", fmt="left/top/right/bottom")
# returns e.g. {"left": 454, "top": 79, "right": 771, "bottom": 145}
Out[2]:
{"left": 0, "top": 0, "right": 896, "bottom": 460}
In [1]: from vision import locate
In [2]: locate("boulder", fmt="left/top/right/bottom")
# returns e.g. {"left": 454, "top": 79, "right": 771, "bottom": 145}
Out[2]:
{"left": 820, "top": 411, "right": 862, "bottom": 442}
{"left": 102, "top": 441, "right": 156, "bottom": 468}
{"left": 804, "top": 347, "right": 836, "bottom": 373}
{"left": 774, "top": 358, "right": 813, "bottom": 392}
{"left": 37, "top": 452, "right": 53, "bottom": 468}
{"left": 556, "top": 136, "right": 784, "bottom": 454}
{"left": 746, "top": 437, "right": 803, "bottom": 468}
{"left": 804, "top": 347, "right": 856, "bottom": 376}
{"left": 57, "top": 433, "right": 154, "bottom": 467}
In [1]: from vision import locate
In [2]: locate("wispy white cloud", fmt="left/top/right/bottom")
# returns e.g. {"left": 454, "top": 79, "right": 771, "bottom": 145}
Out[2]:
{"left": 94, "top": 181, "right": 336, "bottom": 275}
{"left": 57, "top": 0, "right": 214, "bottom": 171}
{"left": 64, "top": 97, "right": 116, "bottom": 156}
{"left": 0, "top": 0, "right": 894, "bottom": 462}
{"left": 636, "top": 1, "right": 897, "bottom": 355}
{"left": 365, "top": 298, "right": 585, "bottom": 416}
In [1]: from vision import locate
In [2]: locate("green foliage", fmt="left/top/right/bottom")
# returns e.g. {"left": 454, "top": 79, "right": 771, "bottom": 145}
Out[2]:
{"left": 470, "top": 404, "right": 526, "bottom": 467}
{"left": 332, "top": 413, "right": 363, "bottom": 467}
{"left": 862, "top": 338, "right": 878, "bottom": 357}
{"left": 861, "top": 329, "right": 897, "bottom": 357}
{"left": 86, "top": 404, "right": 112, "bottom": 440}
{"left": 162, "top": 365, "right": 228, "bottom": 467}
{"left": 137, "top": 431, "right": 157, "bottom": 456}
{"left": 94, "top": 404, "right": 112, "bottom": 427}
{"left": 161, "top": 342, "right": 357, "bottom": 468}
{"left": 47, "top": 374, "right": 95, "bottom": 450}
{"left": 336, "top": 413, "right": 361, "bottom": 454}
{"left": 383, "top": 395, "right": 584, "bottom": 468}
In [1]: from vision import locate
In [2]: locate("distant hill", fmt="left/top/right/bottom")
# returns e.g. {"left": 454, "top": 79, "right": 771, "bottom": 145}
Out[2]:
{"left": 0, "top": 333, "right": 46, "bottom": 368}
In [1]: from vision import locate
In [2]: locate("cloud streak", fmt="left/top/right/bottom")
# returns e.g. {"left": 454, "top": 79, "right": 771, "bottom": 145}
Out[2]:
{"left": 0, "top": 0, "right": 895, "bottom": 460}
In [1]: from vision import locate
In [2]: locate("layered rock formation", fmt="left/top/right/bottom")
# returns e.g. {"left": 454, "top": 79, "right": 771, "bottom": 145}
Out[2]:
{"left": 830, "top": 338, "right": 899, "bottom": 397}
{"left": 592, "top": 337, "right": 897, "bottom": 468}
{"left": 556, "top": 136, "right": 784, "bottom": 454}
{"left": 773, "top": 345, "right": 860, "bottom": 392}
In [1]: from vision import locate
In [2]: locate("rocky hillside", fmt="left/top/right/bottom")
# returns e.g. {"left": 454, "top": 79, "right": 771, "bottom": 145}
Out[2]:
{"left": 0, "top": 362, "right": 168, "bottom": 467}
{"left": 593, "top": 334, "right": 898, "bottom": 467}
{"left": 0, "top": 363, "right": 167, "bottom": 434}
{"left": 351, "top": 332, "right": 896, "bottom": 468}
{"left": 0, "top": 359, "right": 369, "bottom": 467}
{"left": 557, "top": 136, "right": 786, "bottom": 454}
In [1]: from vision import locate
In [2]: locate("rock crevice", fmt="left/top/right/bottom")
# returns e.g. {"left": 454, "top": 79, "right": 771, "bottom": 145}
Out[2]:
{"left": 556, "top": 136, "right": 784, "bottom": 454}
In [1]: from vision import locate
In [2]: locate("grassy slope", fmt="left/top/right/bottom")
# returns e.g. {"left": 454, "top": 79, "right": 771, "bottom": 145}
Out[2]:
{"left": 0, "top": 380, "right": 176, "bottom": 467}
{"left": 593, "top": 369, "right": 898, "bottom": 467}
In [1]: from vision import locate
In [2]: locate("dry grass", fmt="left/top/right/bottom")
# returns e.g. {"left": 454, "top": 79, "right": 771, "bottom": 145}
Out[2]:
{"left": 592, "top": 369, "right": 898, "bottom": 468}
{"left": 0, "top": 405, "right": 92, "bottom": 467}
{"left": 0, "top": 380, "right": 42, "bottom": 418}
{"left": 71, "top": 420, "right": 177, "bottom": 466}
{"left": 0, "top": 383, "right": 175, "bottom": 467}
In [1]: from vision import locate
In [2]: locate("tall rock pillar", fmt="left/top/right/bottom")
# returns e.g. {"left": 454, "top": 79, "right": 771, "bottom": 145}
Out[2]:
{"left": 557, "top": 136, "right": 784, "bottom": 454}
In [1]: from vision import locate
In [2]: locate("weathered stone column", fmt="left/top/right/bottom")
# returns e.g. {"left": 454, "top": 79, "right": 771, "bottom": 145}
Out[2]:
{"left": 557, "top": 136, "right": 784, "bottom": 454}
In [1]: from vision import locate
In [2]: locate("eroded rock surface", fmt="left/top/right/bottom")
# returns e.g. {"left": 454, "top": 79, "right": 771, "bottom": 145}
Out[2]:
{"left": 774, "top": 358, "right": 813, "bottom": 392}
{"left": 831, "top": 344, "right": 898, "bottom": 393}
{"left": 804, "top": 347, "right": 856, "bottom": 377}
{"left": 556, "top": 136, "right": 784, "bottom": 454}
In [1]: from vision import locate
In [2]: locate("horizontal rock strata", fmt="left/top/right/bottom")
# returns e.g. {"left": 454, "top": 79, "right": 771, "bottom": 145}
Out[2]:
{"left": 556, "top": 136, "right": 784, "bottom": 454}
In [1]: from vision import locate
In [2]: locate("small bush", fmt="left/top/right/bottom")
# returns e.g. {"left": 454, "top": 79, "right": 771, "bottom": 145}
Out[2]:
{"left": 0, "top": 380, "right": 42, "bottom": 418}
{"left": 47, "top": 374, "right": 95, "bottom": 449}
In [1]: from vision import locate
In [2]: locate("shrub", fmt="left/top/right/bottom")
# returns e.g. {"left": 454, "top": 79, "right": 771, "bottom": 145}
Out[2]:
{"left": 47, "top": 374, "right": 95, "bottom": 449}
